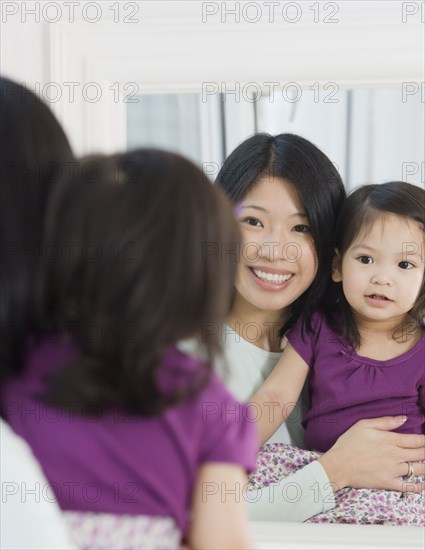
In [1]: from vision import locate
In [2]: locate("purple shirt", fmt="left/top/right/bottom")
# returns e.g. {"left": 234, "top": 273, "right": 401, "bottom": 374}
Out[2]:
{"left": 2, "top": 339, "right": 257, "bottom": 535}
{"left": 288, "top": 313, "right": 425, "bottom": 452}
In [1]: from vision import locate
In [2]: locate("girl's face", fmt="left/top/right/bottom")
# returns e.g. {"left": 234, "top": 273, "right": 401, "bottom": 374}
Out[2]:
{"left": 234, "top": 177, "right": 317, "bottom": 317}
{"left": 332, "top": 214, "right": 424, "bottom": 328}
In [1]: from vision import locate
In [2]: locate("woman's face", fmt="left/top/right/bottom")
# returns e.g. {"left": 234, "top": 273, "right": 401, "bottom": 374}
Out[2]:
{"left": 234, "top": 176, "right": 317, "bottom": 316}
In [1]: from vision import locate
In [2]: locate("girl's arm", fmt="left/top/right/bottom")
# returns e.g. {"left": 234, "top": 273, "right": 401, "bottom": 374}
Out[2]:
{"left": 189, "top": 463, "right": 255, "bottom": 550}
{"left": 250, "top": 343, "right": 309, "bottom": 445}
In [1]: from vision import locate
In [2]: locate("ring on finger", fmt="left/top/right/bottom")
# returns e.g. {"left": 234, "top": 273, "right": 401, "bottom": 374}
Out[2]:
{"left": 405, "top": 462, "right": 415, "bottom": 481}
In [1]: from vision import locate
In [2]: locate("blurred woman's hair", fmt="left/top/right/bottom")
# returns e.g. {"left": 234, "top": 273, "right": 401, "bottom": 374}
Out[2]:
{"left": 0, "top": 76, "right": 74, "bottom": 380}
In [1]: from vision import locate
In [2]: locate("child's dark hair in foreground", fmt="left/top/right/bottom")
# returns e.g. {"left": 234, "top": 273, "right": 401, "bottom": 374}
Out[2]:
{"left": 43, "top": 149, "right": 240, "bottom": 416}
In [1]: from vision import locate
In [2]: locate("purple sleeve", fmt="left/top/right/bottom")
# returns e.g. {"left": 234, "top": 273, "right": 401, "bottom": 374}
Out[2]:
{"left": 416, "top": 339, "right": 425, "bottom": 432}
{"left": 197, "top": 374, "right": 258, "bottom": 473}
{"left": 286, "top": 313, "right": 323, "bottom": 367}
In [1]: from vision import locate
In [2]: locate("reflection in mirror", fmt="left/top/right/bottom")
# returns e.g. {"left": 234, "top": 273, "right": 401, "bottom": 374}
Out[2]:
{"left": 127, "top": 94, "right": 203, "bottom": 166}
{"left": 127, "top": 93, "right": 225, "bottom": 167}
{"left": 127, "top": 89, "right": 424, "bottom": 189}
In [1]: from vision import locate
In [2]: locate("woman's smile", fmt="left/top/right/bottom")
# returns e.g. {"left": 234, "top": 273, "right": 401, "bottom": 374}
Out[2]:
{"left": 234, "top": 176, "right": 317, "bottom": 314}
{"left": 250, "top": 266, "right": 294, "bottom": 289}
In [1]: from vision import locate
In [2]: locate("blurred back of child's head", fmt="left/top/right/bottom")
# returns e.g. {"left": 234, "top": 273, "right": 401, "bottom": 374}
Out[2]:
{"left": 43, "top": 149, "right": 239, "bottom": 415}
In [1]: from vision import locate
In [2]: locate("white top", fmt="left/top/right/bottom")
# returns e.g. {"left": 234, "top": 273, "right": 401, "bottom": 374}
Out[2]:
{"left": 220, "top": 325, "right": 307, "bottom": 447}
{"left": 0, "top": 419, "right": 75, "bottom": 550}
{"left": 220, "top": 326, "right": 336, "bottom": 522}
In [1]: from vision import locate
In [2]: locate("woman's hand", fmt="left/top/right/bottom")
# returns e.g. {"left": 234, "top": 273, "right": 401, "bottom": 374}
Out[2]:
{"left": 317, "top": 416, "right": 425, "bottom": 493}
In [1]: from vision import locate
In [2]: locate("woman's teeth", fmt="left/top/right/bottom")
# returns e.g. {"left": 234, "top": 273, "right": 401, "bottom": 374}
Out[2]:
{"left": 253, "top": 269, "right": 292, "bottom": 284}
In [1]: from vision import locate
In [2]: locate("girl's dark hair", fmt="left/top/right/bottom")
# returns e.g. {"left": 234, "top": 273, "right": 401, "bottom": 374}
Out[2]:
{"left": 325, "top": 181, "right": 425, "bottom": 348}
{"left": 0, "top": 77, "right": 74, "bottom": 381}
{"left": 216, "top": 133, "right": 346, "bottom": 333}
{"left": 42, "top": 150, "right": 239, "bottom": 416}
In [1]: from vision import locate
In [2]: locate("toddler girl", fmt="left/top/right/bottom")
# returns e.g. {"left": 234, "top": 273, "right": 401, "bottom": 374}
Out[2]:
{"left": 250, "top": 181, "right": 425, "bottom": 525}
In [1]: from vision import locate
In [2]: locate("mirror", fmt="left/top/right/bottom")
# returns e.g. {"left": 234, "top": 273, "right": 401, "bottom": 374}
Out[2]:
{"left": 127, "top": 88, "right": 424, "bottom": 189}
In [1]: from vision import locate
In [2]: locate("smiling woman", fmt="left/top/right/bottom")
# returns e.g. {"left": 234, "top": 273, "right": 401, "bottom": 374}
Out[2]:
{"left": 231, "top": 176, "right": 317, "bottom": 338}
{"left": 218, "top": 133, "right": 343, "bottom": 351}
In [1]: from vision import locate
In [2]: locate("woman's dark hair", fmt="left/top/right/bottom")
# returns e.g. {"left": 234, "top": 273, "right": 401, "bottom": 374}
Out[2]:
{"left": 326, "top": 181, "right": 425, "bottom": 348}
{"left": 42, "top": 150, "right": 239, "bottom": 416}
{"left": 216, "top": 133, "right": 346, "bottom": 333}
{"left": 0, "top": 77, "right": 74, "bottom": 381}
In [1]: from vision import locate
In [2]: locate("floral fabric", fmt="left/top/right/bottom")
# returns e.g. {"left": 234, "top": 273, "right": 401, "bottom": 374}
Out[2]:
{"left": 249, "top": 443, "right": 425, "bottom": 526}
{"left": 65, "top": 511, "right": 180, "bottom": 550}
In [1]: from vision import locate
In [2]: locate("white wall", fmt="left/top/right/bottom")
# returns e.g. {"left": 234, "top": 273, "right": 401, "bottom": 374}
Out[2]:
{"left": 0, "top": 6, "right": 47, "bottom": 85}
